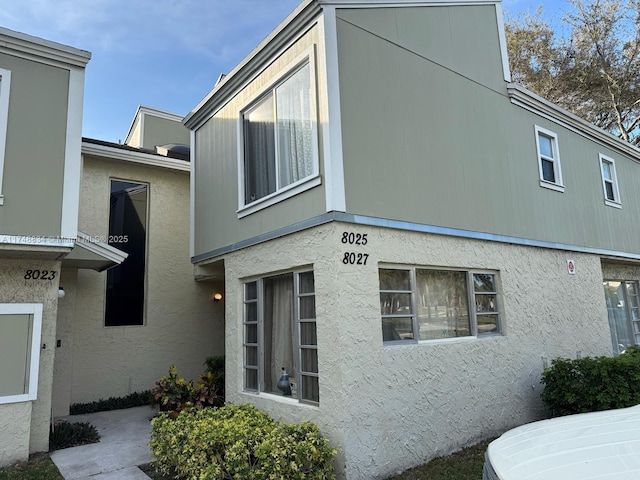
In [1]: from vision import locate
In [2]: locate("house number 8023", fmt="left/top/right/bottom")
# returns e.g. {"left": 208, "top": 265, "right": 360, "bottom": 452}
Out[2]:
{"left": 24, "top": 270, "right": 57, "bottom": 280}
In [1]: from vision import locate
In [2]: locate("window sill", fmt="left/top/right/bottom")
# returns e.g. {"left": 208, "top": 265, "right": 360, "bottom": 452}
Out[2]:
{"left": 604, "top": 199, "right": 622, "bottom": 209}
{"left": 0, "top": 393, "right": 36, "bottom": 405}
{"left": 240, "top": 390, "right": 319, "bottom": 409}
{"left": 539, "top": 180, "right": 565, "bottom": 193}
{"left": 383, "top": 334, "right": 503, "bottom": 347}
{"left": 238, "top": 175, "right": 321, "bottom": 218}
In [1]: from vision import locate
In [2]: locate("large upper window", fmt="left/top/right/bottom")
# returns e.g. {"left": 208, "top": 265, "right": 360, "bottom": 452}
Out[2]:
{"left": 243, "top": 270, "right": 319, "bottom": 404}
{"left": 604, "top": 280, "right": 640, "bottom": 355}
{"left": 380, "top": 267, "right": 501, "bottom": 343}
{"left": 534, "top": 126, "right": 564, "bottom": 192}
{"left": 599, "top": 154, "right": 621, "bottom": 208}
{"left": 0, "top": 68, "right": 11, "bottom": 206}
{"left": 241, "top": 61, "right": 315, "bottom": 207}
{"left": 105, "top": 180, "right": 148, "bottom": 326}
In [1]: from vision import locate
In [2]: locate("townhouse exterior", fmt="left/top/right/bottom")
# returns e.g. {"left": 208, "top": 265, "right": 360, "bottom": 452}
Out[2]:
{"left": 184, "top": 0, "right": 640, "bottom": 478}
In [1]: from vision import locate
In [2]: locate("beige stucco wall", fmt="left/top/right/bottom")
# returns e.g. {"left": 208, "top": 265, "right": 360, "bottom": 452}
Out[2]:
{"left": 51, "top": 156, "right": 223, "bottom": 411}
{"left": 221, "top": 222, "right": 613, "bottom": 479}
{"left": 0, "top": 258, "right": 61, "bottom": 465}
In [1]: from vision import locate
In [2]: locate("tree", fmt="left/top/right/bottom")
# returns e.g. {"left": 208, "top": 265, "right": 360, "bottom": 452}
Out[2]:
{"left": 505, "top": 0, "right": 640, "bottom": 145}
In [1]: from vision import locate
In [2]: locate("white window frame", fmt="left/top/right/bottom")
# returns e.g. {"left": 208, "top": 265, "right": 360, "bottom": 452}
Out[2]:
{"left": 0, "top": 68, "right": 12, "bottom": 206}
{"left": 236, "top": 47, "right": 320, "bottom": 218}
{"left": 0, "top": 303, "right": 43, "bottom": 405}
{"left": 599, "top": 154, "right": 621, "bottom": 208}
{"left": 242, "top": 269, "right": 319, "bottom": 405}
{"left": 534, "top": 125, "right": 564, "bottom": 192}
{"left": 379, "top": 265, "right": 502, "bottom": 345}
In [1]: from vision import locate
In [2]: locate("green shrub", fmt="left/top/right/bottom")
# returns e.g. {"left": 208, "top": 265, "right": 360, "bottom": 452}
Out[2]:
{"left": 50, "top": 421, "right": 100, "bottom": 451}
{"left": 70, "top": 390, "right": 152, "bottom": 415}
{"left": 150, "top": 403, "right": 337, "bottom": 480}
{"left": 204, "top": 355, "right": 225, "bottom": 400}
{"left": 152, "top": 365, "right": 195, "bottom": 414}
{"left": 541, "top": 351, "right": 640, "bottom": 416}
{"left": 152, "top": 365, "right": 224, "bottom": 414}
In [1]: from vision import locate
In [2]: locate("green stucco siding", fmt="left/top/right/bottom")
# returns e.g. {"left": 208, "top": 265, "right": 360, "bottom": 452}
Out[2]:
{"left": 193, "top": 25, "right": 327, "bottom": 258}
{"left": 141, "top": 115, "right": 190, "bottom": 150}
{"left": 0, "top": 53, "right": 69, "bottom": 237}
{"left": 336, "top": 5, "right": 640, "bottom": 256}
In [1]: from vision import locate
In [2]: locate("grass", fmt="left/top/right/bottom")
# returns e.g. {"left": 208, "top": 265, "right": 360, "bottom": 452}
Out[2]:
{"left": 386, "top": 438, "right": 492, "bottom": 480}
{"left": 0, "top": 455, "right": 63, "bottom": 480}
{"left": 0, "top": 438, "right": 491, "bottom": 480}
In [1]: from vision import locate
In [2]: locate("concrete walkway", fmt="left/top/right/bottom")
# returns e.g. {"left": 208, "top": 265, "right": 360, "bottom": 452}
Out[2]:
{"left": 50, "top": 406, "right": 156, "bottom": 480}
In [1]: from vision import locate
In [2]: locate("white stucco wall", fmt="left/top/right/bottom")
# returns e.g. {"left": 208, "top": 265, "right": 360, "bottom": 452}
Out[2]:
{"left": 0, "top": 258, "right": 61, "bottom": 465}
{"left": 221, "top": 222, "right": 613, "bottom": 480}
{"left": 52, "top": 157, "right": 224, "bottom": 410}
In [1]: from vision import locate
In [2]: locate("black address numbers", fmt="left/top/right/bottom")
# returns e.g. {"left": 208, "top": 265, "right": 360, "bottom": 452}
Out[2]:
{"left": 342, "top": 252, "right": 369, "bottom": 265}
{"left": 341, "top": 231, "right": 369, "bottom": 266}
{"left": 24, "top": 270, "right": 57, "bottom": 280}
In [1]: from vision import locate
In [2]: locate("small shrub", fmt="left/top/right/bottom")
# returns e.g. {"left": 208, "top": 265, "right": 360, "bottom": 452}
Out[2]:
{"left": 152, "top": 364, "right": 224, "bottom": 414}
{"left": 70, "top": 390, "right": 152, "bottom": 415}
{"left": 204, "top": 355, "right": 225, "bottom": 400}
{"left": 541, "top": 351, "right": 640, "bottom": 416}
{"left": 193, "top": 371, "right": 224, "bottom": 409}
{"left": 49, "top": 421, "right": 100, "bottom": 451}
{"left": 150, "top": 403, "right": 337, "bottom": 480}
{"left": 152, "top": 365, "right": 195, "bottom": 415}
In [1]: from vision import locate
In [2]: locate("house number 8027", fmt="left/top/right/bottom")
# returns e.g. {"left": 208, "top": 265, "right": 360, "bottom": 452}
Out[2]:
{"left": 342, "top": 252, "right": 369, "bottom": 265}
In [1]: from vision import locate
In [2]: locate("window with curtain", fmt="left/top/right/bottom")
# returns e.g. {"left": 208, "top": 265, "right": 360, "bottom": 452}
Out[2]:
{"left": 243, "top": 270, "right": 319, "bottom": 404}
{"left": 380, "top": 266, "right": 501, "bottom": 343}
{"left": 242, "top": 62, "right": 314, "bottom": 205}
{"left": 604, "top": 280, "right": 640, "bottom": 355}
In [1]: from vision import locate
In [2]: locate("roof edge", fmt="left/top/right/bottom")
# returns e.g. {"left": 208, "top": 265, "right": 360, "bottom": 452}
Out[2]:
{"left": 0, "top": 27, "right": 91, "bottom": 68}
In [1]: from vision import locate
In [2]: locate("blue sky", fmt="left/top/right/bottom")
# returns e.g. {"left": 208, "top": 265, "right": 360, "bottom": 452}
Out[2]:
{"left": 1, "top": 0, "right": 566, "bottom": 143}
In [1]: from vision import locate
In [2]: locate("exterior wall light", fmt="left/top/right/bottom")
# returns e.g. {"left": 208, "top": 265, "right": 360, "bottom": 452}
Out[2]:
{"left": 212, "top": 292, "right": 223, "bottom": 302}
{"left": 58, "top": 287, "right": 65, "bottom": 299}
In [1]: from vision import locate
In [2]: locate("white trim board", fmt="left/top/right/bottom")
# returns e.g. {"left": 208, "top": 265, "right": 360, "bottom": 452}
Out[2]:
{"left": 0, "top": 68, "right": 11, "bottom": 206}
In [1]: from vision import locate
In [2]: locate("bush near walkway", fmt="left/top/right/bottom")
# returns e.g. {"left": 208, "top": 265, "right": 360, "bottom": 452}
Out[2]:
{"left": 150, "top": 403, "right": 337, "bottom": 480}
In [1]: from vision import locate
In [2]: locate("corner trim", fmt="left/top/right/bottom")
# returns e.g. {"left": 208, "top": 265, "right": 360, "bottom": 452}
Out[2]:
{"left": 0, "top": 68, "right": 11, "bottom": 206}
{"left": 60, "top": 67, "right": 85, "bottom": 238}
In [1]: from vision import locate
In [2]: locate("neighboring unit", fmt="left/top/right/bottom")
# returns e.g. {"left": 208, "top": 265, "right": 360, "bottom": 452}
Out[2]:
{"left": 184, "top": 0, "right": 640, "bottom": 478}
{"left": 0, "top": 27, "right": 90, "bottom": 466}
{"left": 0, "top": 25, "right": 221, "bottom": 465}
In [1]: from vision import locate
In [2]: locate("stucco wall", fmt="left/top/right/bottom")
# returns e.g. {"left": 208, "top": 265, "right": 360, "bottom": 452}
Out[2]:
{"left": 0, "top": 258, "right": 61, "bottom": 464}
{"left": 221, "top": 222, "right": 613, "bottom": 480}
{"left": 53, "top": 156, "right": 224, "bottom": 408}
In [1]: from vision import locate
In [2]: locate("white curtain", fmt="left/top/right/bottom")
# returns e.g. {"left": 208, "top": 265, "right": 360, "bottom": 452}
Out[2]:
{"left": 263, "top": 274, "right": 295, "bottom": 393}
{"left": 243, "top": 95, "right": 276, "bottom": 203}
{"left": 276, "top": 63, "right": 313, "bottom": 188}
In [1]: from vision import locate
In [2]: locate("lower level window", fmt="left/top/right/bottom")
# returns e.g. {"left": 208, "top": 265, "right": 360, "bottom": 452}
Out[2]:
{"left": 604, "top": 280, "right": 640, "bottom": 355}
{"left": 243, "top": 270, "right": 319, "bottom": 404}
{"left": 380, "top": 266, "right": 501, "bottom": 343}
